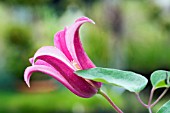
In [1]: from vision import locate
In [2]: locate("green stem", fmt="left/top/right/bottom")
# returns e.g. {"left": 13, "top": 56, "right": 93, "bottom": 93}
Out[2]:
{"left": 98, "top": 89, "right": 123, "bottom": 113}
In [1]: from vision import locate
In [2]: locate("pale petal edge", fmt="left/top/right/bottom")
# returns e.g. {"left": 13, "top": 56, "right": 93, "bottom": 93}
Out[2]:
{"left": 24, "top": 65, "right": 91, "bottom": 97}
{"left": 24, "top": 64, "right": 97, "bottom": 98}
{"left": 54, "top": 28, "right": 73, "bottom": 61}
{"left": 35, "top": 55, "right": 98, "bottom": 98}
{"left": 32, "top": 46, "right": 75, "bottom": 70}
{"left": 65, "top": 17, "right": 95, "bottom": 68}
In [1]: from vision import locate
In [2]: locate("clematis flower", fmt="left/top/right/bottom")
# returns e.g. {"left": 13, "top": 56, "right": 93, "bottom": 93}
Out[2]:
{"left": 24, "top": 17, "right": 102, "bottom": 98}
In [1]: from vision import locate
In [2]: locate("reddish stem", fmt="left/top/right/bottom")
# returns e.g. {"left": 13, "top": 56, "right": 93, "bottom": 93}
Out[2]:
{"left": 135, "top": 93, "right": 148, "bottom": 107}
{"left": 98, "top": 90, "right": 123, "bottom": 113}
{"left": 148, "top": 87, "right": 155, "bottom": 106}
{"left": 151, "top": 88, "right": 169, "bottom": 107}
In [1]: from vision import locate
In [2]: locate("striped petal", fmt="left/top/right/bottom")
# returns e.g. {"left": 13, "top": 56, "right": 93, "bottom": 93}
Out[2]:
{"left": 32, "top": 46, "right": 75, "bottom": 70}
{"left": 24, "top": 65, "right": 94, "bottom": 98}
{"left": 34, "top": 55, "right": 98, "bottom": 98}
{"left": 54, "top": 28, "right": 73, "bottom": 61}
{"left": 24, "top": 17, "right": 102, "bottom": 98}
{"left": 65, "top": 17, "right": 95, "bottom": 69}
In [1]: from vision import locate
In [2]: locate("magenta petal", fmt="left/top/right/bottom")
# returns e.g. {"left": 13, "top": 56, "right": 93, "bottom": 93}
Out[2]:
{"left": 24, "top": 65, "right": 66, "bottom": 87}
{"left": 32, "top": 46, "right": 75, "bottom": 70}
{"left": 29, "top": 57, "right": 34, "bottom": 64}
{"left": 74, "top": 30, "right": 95, "bottom": 69}
{"left": 24, "top": 65, "right": 91, "bottom": 97}
{"left": 74, "top": 30, "right": 102, "bottom": 88}
{"left": 54, "top": 28, "right": 73, "bottom": 61}
{"left": 66, "top": 17, "right": 102, "bottom": 88}
{"left": 75, "top": 16, "right": 95, "bottom": 24}
{"left": 36, "top": 55, "right": 98, "bottom": 98}
{"left": 24, "top": 17, "right": 102, "bottom": 98}
{"left": 34, "top": 59, "right": 54, "bottom": 67}
{"left": 65, "top": 17, "right": 95, "bottom": 68}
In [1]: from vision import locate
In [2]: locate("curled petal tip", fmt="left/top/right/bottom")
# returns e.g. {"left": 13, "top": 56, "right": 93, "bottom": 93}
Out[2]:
{"left": 75, "top": 17, "right": 95, "bottom": 24}
{"left": 27, "top": 83, "right": 30, "bottom": 88}
{"left": 29, "top": 58, "right": 34, "bottom": 64}
{"left": 25, "top": 79, "right": 30, "bottom": 88}
{"left": 91, "top": 20, "right": 95, "bottom": 24}
{"left": 24, "top": 67, "right": 31, "bottom": 88}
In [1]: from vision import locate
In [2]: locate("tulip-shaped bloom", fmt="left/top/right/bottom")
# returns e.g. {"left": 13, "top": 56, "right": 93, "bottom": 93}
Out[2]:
{"left": 24, "top": 17, "right": 101, "bottom": 98}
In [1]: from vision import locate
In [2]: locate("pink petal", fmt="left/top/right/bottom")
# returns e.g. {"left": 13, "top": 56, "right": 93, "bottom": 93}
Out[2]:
{"left": 74, "top": 31, "right": 102, "bottom": 88}
{"left": 34, "top": 59, "right": 53, "bottom": 67}
{"left": 54, "top": 28, "right": 73, "bottom": 61}
{"left": 24, "top": 65, "right": 66, "bottom": 87}
{"left": 65, "top": 17, "right": 95, "bottom": 69}
{"left": 66, "top": 17, "right": 102, "bottom": 88}
{"left": 36, "top": 55, "right": 98, "bottom": 98}
{"left": 29, "top": 57, "right": 34, "bottom": 64}
{"left": 74, "top": 30, "right": 95, "bottom": 69}
{"left": 32, "top": 46, "right": 75, "bottom": 70}
{"left": 29, "top": 57, "right": 53, "bottom": 68}
{"left": 75, "top": 17, "right": 95, "bottom": 24}
{"left": 25, "top": 17, "right": 102, "bottom": 97}
{"left": 24, "top": 65, "right": 92, "bottom": 97}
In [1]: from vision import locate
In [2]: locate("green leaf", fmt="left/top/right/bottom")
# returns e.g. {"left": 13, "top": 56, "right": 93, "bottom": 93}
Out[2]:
{"left": 75, "top": 67, "right": 148, "bottom": 93}
{"left": 150, "top": 70, "right": 170, "bottom": 89}
{"left": 157, "top": 100, "right": 170, "bottom": 113}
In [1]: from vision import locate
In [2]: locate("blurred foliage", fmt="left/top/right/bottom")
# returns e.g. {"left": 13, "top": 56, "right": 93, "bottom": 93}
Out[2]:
{"left": 1, "top": 0, "right": 50, "bottom": 6}
{"left": 121, "top": 1, "right": 170, "bottom": 74}
{"left": 82, "top": 24, "right": 111, "bottom": 67}
{"left": 0, "top": 87, "right": 125, "bottom": 113}
{"left": 0, "top": 0, "right": 170, "bottom": 112}
{"left": 4, "top": 25, "right": 33, "bottom": 79}
{"left": 0, "top": 88, "right": 168, "bottom": 113}
{"left": 5, "top": 25, "right": 32, "bottom": 50}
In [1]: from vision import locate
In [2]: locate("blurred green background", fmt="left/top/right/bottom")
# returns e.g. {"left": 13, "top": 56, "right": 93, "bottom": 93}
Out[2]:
{"left": 0, "top": 0, "right": 170, "bottom": 113}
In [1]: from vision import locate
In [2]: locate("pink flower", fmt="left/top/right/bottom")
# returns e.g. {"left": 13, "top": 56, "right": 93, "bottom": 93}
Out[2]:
{"left": 24, "top": 17, "right": 101, "bottom": 98}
